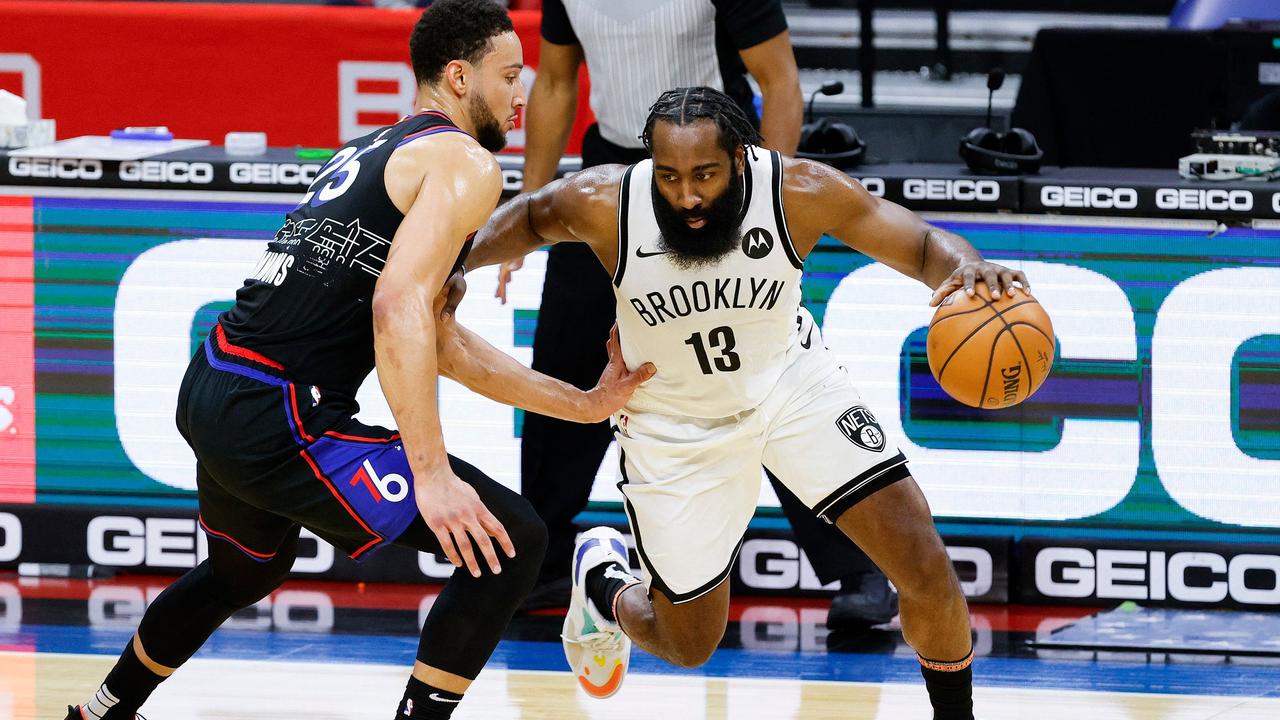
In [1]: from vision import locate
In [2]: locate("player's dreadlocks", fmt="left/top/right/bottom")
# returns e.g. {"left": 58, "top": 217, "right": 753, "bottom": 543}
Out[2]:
{"left": 640, "top": 87, "right": 763, "bottom": 159}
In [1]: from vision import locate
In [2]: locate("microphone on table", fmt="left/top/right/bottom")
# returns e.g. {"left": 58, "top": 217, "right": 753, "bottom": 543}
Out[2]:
{"left": 797, "top": 81, "right": 864, "bottom": 169}
{"left": 983, "top": 68, "right": 1005, "bottom": 129}
{"left": 806, "top": 81, "right": 845, "bottom": 125}
{"left": 959, "top": 67, "right": 1043, "bottom": 174}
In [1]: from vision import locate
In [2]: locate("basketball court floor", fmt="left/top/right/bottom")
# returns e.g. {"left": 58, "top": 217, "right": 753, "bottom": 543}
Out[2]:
{"left": 4, "top": 575, "right": 1278, "bottom": 719}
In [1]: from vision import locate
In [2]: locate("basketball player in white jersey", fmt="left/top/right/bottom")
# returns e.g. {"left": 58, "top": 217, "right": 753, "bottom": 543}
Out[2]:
{"left": 468, "top": 87, "right": 1029, "bottom": 720}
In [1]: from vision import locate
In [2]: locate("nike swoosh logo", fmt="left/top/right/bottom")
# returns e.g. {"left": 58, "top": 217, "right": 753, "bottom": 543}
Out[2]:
{"left": 800, "top": 327, "right": 813, "bottom": 349}
{"left": 635, "top": 246, "right": 667, "bottom": 258}
{"left": 428, "top": 693, "right": 461, "bottom": 704}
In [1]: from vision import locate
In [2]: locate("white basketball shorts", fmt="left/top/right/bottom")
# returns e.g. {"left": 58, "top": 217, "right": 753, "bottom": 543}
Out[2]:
{"left": 612, "top": 323, "right": 910, "bottom": 604}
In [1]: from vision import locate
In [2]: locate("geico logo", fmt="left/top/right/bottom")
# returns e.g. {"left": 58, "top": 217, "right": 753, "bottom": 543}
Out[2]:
{"left": 855, "top": 177, "right": 886, "bottom": 197}
{"left": 947, "top": 546, "right": 994, "bottom": 597}
{"left": 1155, "top": 187, "right": 1253, "bottom": 212}
{"left": 738, "top": 539, "right": 838, "bottom": 591}
{"left": 738, "top": 606, "right": 832, "bottom": 653}
{"left": 229, "top": 162, "right": 320, "bottom": 186}
{"left": 268, "top": 590, "right": 335, "bottom": 633}
{"left": 119, "top": 161, "right": 214, "bottom": 184}
{"left": 86, "top": 585, "right": 335, "bottom": 632}
{"left": 88, "top": 585, "right": 156, "bottom": 628}
{"left": 821, "top": 261, "right": 1280, "bottom": 526}
{"left": 903, "top": 178, "right": 1001, "bottom": 202}
{"left": 8, "top": 157, "right": 103, "bottom": 180}
{"left": 0, "top": 512, "right": 20, "bottom": 563}
{"left": 1035, "top": 547, "right": 1280, "bottom": 605}
{"left": 739, "top": 539, "right": 993, "bottom": 598}
{"left": 1040, "top": 185, "right": 1138, "bottom": 209}
{"left": 86, "top": 515, "right": 336, "bottom": 573}
{"left": 86, "top": 516, "right": 205, "bottom": 568}
{"left": 501, "top": 169, "right": 523, "bottom": 193}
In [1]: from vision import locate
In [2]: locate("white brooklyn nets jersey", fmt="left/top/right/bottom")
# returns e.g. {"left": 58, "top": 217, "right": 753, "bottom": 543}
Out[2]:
{"left": 613, "top": 148, "right": 806, "bottom": 418}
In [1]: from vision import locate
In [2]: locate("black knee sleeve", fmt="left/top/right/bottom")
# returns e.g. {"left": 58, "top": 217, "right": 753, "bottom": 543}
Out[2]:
{"left": 396, "top": 455, "right": 548, "bottom": 679}
{"left": 137, "top": 539, "right": 294, "bottom": 667}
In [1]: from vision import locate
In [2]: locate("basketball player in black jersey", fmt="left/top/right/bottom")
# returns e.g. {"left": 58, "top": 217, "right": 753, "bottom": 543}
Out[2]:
{"left": 65, "top": 3, "right": 653, "bottom": 719}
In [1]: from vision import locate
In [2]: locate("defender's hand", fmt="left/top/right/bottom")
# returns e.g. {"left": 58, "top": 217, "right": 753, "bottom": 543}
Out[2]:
{"left": 583, "top": 326, "right": 656, "bottom": 423}
{"left": 495, "top": 258, "right": 524, "bottom": 305}
{"left": 929, "top": 261, "right": 1030, "bottom": 306}
{"left": 415, "top": 469, "right": 515, "bottom": 578}
{"left": 436, "top": 269, "right": 467, "bottom": 322}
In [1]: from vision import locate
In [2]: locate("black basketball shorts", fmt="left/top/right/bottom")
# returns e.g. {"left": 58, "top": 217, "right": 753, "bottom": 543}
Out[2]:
{"left": 177, "top": 324, "right": 421, "bottom": 562}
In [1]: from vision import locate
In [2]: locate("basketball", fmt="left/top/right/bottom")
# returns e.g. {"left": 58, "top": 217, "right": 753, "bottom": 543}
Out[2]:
{"left": 926, "top": 282, "right": 1055, "bottom": 409}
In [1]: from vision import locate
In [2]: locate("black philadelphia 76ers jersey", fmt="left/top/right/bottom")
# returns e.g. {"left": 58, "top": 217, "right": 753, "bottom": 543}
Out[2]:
{"left": 219, "top": 111, "right": 474, "bottom": 397}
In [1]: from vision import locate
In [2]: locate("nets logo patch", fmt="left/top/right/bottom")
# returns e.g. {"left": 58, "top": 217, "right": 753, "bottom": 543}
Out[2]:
{"left": 836, "top": 406, "right": 885, "bottom": 452}
{"left": 742, "top": 227, "right": 773, "bottom": 259}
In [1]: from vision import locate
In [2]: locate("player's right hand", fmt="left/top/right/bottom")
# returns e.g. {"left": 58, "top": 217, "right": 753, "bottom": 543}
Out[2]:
{"left": 415, "top": 469, "right": 515, "bottom": 578}
{"left": 494, "top": 258, "right": 524, "bottom": 305}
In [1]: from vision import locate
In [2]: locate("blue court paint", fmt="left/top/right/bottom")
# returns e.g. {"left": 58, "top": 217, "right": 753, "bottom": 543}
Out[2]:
{"left": 9, "top": 623, "right": 1279, "bottom": 699}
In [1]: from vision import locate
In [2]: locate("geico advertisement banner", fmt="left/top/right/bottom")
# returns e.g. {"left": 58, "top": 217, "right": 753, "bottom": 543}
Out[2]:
{"left": 0, "top": 1, "right": 594, "bottom": 152}
{"left": 1021, "top": 538, "right": 1280, "bottom": 608}
{"left": 0, "top": 505, "right": 1006, "bottom": 602}
{"left": 1, "top": 192, "right": 1279, "bottom": 542}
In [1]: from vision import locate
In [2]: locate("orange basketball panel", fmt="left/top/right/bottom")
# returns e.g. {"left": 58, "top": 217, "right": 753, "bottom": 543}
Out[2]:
{"left": 1009, "top": 323, "right": 1056, "bottom": 397}
{"left": 927, "top": 314, "right": 1007, "bottom": 408}
{"left": 981, "top": 329, "right": 1033, "bottom": 409}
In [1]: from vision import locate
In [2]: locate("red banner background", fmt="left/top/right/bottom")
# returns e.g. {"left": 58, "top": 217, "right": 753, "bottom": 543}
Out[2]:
{"left": 0, "top": 196, "right": 34, "bottom": 503}
{"left": 0, "top": 1, "right": 593, "bottom": 152}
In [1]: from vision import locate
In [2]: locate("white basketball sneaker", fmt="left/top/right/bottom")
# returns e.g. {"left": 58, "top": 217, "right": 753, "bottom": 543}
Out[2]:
{"left": 562, "top": 526, "right": 637, "bottom": 699}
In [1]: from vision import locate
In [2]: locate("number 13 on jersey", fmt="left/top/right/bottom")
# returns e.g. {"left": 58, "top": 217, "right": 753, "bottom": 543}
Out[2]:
{"left": 684, "top": 326, "right": 740, "bottom": 374}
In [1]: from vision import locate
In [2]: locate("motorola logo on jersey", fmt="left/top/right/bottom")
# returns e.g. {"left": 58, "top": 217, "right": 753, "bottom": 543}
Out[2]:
{"left": 741, "top": 227, "right": 774, "bottom": 259}
{"left": 835, "top": 406, "right": 885, "bottom": 452}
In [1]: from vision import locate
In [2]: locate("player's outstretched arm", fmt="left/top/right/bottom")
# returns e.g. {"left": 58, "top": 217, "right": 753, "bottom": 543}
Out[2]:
{"left": 436, "top": 300, "right": 653, "bottom": 422}
{"left": 786, "top": 158, "right": 1028, "bottom": 306}
{"left": 466, "top": 164, "right": 625, "bottom": 270}
{"left": 374, "top": 134, "right": 513, "bottom": 578}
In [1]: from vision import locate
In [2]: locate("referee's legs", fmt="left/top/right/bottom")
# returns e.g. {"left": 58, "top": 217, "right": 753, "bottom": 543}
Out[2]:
{"left": 519, "top": 124, "right": 649, "bottom": 609}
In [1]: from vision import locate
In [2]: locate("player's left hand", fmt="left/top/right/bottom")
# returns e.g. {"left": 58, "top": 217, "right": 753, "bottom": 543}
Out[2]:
{"left": 583, "top": 325, "right": 656, "bottom": 423}
{"left": 930, "top": 261, "right": 1030, "bottom": 306}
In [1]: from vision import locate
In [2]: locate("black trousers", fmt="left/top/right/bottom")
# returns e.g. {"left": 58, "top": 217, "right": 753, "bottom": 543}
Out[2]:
{"left": 521, "top": 124, "right": 876, "bottom": 584}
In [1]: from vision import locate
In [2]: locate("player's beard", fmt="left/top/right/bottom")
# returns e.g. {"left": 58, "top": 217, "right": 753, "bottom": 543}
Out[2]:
{"left": 469, "top": 93, "right": 507, "bottom": 152}
{"left": 651, "top": 168, "right": 744, "bottom": 270}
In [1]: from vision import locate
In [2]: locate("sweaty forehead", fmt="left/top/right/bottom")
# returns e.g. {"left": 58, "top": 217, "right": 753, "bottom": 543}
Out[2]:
{"left": 482, "top": 32, "right": 523, "bottom": 69}
{"left": 650, "top": 119, "right": 728, "bottom": 171}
